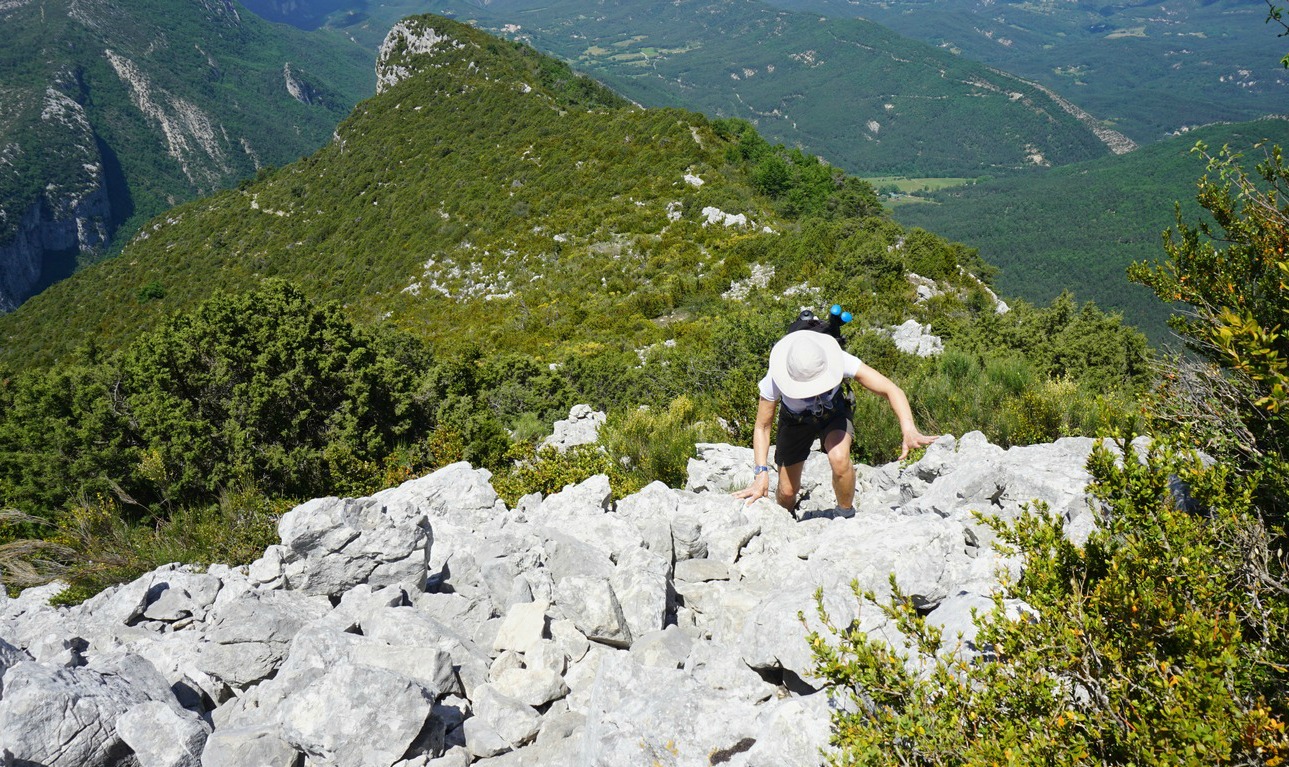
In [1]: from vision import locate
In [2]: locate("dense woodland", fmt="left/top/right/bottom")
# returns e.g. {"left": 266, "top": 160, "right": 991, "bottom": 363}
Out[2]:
{"left": 0, "top": 10, "right": 1286, "bottom": 765}
{"left": 893, "top": 118, "right": 1289, "bottom": 345}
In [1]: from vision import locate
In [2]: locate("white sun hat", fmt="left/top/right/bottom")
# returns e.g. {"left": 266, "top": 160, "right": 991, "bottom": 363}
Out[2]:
{"left": 768, "top": 330, "right": 845, "bottom": 399}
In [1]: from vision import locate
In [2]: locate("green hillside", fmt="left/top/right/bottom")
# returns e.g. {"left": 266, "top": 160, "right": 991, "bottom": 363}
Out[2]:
{"left": 890, "top": 117, "right": 1289, "bottom": 346}
{"left": 770, "top": 0, "right": 1289, "bottom": 145}
{"left": 0, "top": 0, "right": 374, "bottom": 301}
{"left": 0, "top": 13, "right": 1143, "bottom": 374}
{"left": 0, "top": 15, "right": 1152, "bottom": 595}
{"left": 270, "top": 0, "right": 1120, "bottom": 178}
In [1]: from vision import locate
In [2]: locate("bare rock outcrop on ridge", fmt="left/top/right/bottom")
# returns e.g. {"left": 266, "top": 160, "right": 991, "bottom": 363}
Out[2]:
{"left": 0, "top": 430, "right": 1115, "bottom": 766}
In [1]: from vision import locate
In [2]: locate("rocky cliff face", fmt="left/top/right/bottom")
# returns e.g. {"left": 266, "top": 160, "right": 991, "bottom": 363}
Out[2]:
{"left": 0, "top": 83, "right": 112, "bottom": 312}
{"left": 0, "top": 429, "right": 1116, "bottom": 766}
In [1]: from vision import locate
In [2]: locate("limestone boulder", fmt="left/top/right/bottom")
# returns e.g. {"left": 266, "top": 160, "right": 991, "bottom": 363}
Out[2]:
{"left": 196, "top": 589, "right": 332, "bottom": 688}
{"left": 116, "top": 700, "right": 210, "bottom": 767}
{"left": 0, "top": 653, "right": 191, "bottom": 767}
{"left": 278, "top": 662, "right": 437, "bottom": 766}
{"left": 278, "top": 493, "right": 432, "bottom": 596}
{"left": 540, "top": 404, "right": 605, "bottom": 452}
{"left": 200, "top": 725, "right": 300, "bottom": 767}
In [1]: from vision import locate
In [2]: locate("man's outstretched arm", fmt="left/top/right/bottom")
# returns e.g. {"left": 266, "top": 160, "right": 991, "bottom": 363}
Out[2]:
{"left": 853, "top": 363, "right": 937, "bottom": 459}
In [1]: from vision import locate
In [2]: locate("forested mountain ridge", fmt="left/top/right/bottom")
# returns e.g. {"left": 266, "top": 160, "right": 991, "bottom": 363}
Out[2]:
{"left": 0, "top": 0, "right": 374, "bottom": 313}
{"left": 0, "top": 13, "right": 1145, "bottom": 415}
{"left": 892, "top": 116, "right": 1289, "bottom": 345}
{"left": 250, "top": 0, "right": 1124, "bottom": 178}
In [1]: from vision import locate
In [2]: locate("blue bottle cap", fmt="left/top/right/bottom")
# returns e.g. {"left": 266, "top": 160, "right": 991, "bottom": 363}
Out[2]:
{"left": 841, "top": 311, "right": 853, "bottom": 323}
{"left": 830, "top": 304, "right": 842, "bottom": 316}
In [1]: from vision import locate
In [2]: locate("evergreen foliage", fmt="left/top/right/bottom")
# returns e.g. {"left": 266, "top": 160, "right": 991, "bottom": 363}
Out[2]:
{"left": 118, "top": 280, "right": 431, "bottom": 504}
{"left": 811, "top": 440, "right": 1289, "bottom": 765}
{"left": 0, "top": 281, "right": 432, "bottom": 520}
{"left": 491, "top": 443, "right": 616, "bottom": 509}
{"left": 1129, "top": 140, "right": 1289, "bottom": 518}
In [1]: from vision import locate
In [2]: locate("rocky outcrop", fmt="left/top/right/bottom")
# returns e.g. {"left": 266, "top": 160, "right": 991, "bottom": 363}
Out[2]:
{"left": 105, "top": 50, "right": 232, "bottom": 191}
{"left": 884, "top": 319, "right": 944, "bottom": 357}
{"left": 0, "top": 431, "right": 1117, "bottom": 766}
{"left": 0, "top": 85, "right": 112, "bottom": 312}
{"left": 540, "top": 404, "right": 606, "bottom": 452}
{"left": 284, "top": 63, "right": 322, "bottom": 106}
{"left": 376, "top": 19, "right": 469, "bottom": 95}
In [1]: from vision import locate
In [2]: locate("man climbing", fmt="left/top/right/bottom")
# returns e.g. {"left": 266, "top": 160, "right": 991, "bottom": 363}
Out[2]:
{"left": 733, "top": 319, "right": 936, "bottom": 516}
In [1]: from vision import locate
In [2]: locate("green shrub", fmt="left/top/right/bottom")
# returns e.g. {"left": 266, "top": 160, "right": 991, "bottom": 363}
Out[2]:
{"left": 119, "top": 279, "right": 432, "bottom": 506}
{"left": 491, "top": 442, "right": 615, "bottom": 508}
{"left": 858, "top": 349, "right": 1136, "bottom": 459}
{"left": 1129, "top": 142, "right": 1289, "bottom": 516}
{"left": 810, "top": 438, "right": 1289, "bottom": 765}
{"left": 45, "top": 487, "right": 289, "bottom": 603}
{"left": 598, "top": 395, "right": 725, "bottom": 495}
{"left": 509, "top": 412, "right": 550, "bottom": 444}
{"left": 136, "top": 282, "right": 166, "bottom": 302}
{"left": 984, "top": 354, "right": 1034, "bottom": 397}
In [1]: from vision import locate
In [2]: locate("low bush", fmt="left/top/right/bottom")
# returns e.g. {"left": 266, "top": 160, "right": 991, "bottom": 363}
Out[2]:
{"left": 491, "top": 443, "right": 616, "bottom": 508}
{"left": 598, "top": 395, "right": 726, "bottom": 495}
{"left": 810, "top": 438, "right": 1289, "bottom": 765}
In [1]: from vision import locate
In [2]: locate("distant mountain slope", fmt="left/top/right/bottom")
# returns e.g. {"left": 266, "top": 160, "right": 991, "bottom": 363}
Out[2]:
{"left": 891, "top": 117, "right": 1289, "bottom": 345}
{"left": 0, "top": 0, "right": 374, "bottom": 312}
{"left": 238, "top": 0, "right": 357, "bottom": 29}
{"left": 0, "top": 13, "right": 1003, "bottom": 370}
{"left": 769, "top": 0, "right": 1289, "bottom": 144}
{"left": 262, "top": 0, "right": 1120, "bottom": 178}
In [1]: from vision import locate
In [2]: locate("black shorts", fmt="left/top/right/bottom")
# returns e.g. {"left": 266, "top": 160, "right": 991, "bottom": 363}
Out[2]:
{"left": 775, "top": 399, "right": 854, "bottom": 468}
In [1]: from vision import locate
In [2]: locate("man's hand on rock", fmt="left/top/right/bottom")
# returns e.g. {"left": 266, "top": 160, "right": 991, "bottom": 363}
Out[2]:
{"left": 732, "top": 471, "right": 770, "bottom": 504}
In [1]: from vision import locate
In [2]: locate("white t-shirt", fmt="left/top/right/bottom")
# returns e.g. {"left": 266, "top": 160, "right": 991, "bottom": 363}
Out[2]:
{"left": 758, "top": 350, "right": 863, "bottom": 414}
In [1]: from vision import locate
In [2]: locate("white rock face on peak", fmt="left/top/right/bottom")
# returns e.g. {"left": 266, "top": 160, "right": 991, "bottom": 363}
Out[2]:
{"left": 376, "top": 19, "right": 469, "bottom": 94}
{"left": 0, "top": 431, "right": 1120, "bottom": 767}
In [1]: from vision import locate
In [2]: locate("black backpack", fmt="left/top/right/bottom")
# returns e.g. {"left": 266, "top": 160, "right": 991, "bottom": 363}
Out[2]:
{"left": 787, "top": 304, "right": 852, "bottom": 349}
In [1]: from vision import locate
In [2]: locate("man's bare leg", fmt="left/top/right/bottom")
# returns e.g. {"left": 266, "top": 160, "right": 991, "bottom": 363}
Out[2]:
{"left": 824, "top": 430, "right": 856, "bottom": 510}
{"left": 776, "top": 462, "right": 805, "bottom": 512}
